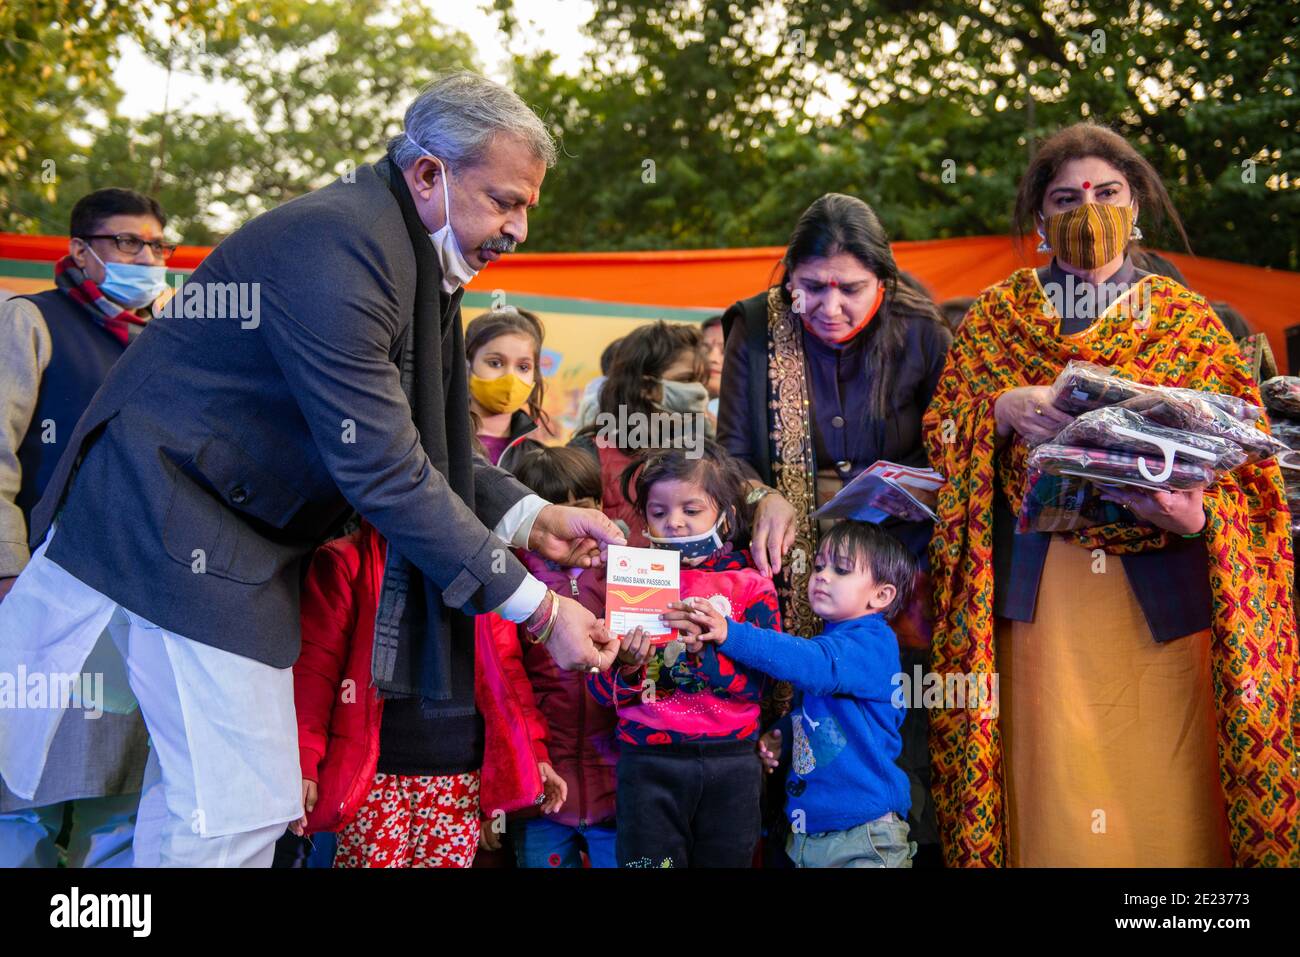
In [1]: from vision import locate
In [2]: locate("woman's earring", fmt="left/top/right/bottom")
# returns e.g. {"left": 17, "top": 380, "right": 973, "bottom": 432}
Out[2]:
{"left": 1130, "top": 223, "right": 1144, "bottom": 242}
{"left": 1036, "top": 235, "right": 1051, "bottom": 253}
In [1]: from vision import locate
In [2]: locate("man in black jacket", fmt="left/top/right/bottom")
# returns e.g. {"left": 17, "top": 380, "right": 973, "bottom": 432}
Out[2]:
{"left": 0, "top": 72, "right": 621, "bottom": 867}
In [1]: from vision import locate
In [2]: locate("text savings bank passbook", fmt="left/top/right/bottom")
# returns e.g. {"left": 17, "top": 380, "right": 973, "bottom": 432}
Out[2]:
{"left": 604, "top": 544, "right": 680, "bottom": 646}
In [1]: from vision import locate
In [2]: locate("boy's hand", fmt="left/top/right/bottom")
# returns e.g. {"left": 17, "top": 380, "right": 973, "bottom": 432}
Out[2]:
{"left": 663, "top": 598, "right": 728, "bottom": 644}
{"left": 758, "top": 729, "right": 782, "bottom": 773}
{"left": 538, "top": 761, "right": 568, "bottom": 815}
{"left": 616, "top": 626, "right": 654, "bottom": 669}
{"left": 289, "top": 778, "right": 317, "bottom": 836}
{"left": 479, "top": 821, "right": 503, "bottom": 851}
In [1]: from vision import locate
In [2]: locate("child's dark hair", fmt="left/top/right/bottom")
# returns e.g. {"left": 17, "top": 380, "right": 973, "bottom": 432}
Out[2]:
{"left": 509, "top": 443, "right": 602, "bottom": 506}
{"left": 818, "top": 521, "right": 918, "bottom": 620}
{"left": 599, "top": 336, "right": 624, "bottom": 375}
{"left": 577, "top": 321, "right": 707, "bottom": 442}
{"left": 620, "top": 439, "right": 750, "bottom": 543}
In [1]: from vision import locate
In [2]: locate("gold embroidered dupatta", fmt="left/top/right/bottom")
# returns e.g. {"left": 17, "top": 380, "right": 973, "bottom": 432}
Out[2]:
{"left": 765, "top": 286, "right": 822, "bottom": 643}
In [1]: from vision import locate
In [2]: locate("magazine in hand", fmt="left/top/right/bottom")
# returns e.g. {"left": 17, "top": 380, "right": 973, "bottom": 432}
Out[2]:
{"left": 604, "top": 544, "right": 681, "bottom": 646}
{"left": 813, "top": 460, "right": 945, "bottom": 524}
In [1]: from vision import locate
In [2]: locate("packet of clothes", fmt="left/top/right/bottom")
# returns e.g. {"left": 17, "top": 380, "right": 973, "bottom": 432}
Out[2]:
{"left": 1045, "top": 406, "right": 1247, "bottom": 471}
{"left": 1048, "top": 360, "right": 1264, "bottom": 421}
{"left": 1027, "top": 443, "right": 1219, "bottom": 491}
{"left": 1117, "top": 391, "right": 1286, "bottom": 463}
{"left": 1270, "top": 417, "right": 1300, "bottom": 451}
{"left": 1047, "top": 361, "right": 1145, "bottom": 415}
{"left": 1016, "top": 468, "right": 1131, "bottom": 533}
{"left": 1284, "top": 470, "right": 1300, "bottom": 535}
{"left": 1261, "top": 376, "right": 1300, "bottom": 417}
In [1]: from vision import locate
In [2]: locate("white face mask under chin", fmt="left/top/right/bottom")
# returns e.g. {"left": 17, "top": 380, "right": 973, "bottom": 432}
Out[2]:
{"left": 405, "top": 133, "right": 479, "bottom": 294}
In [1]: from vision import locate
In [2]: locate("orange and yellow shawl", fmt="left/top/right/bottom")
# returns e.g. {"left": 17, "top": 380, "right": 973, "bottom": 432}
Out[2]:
{"left": 922, "top": 268, "right": 1300, "bottom": 867}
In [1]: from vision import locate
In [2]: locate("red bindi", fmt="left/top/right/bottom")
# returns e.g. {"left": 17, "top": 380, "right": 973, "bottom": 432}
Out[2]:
{"left": 828, "top": 279, "right": 838, "bottom": 288}
{"left": 1082, "top": 181, "right": 1092, "bottom": 189}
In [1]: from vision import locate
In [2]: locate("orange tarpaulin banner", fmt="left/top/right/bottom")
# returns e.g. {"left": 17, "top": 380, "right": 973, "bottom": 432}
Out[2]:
{"left": 3, "top": 231, "right": 1296, "bottom": 367}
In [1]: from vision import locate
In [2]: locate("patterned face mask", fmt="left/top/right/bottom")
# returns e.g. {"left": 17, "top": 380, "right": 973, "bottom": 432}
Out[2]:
{"left": 645, "top": 515, "right": 726, "bottom": 562}
{"left": 1042, "top": 202, "right": 1135, "bottom": 270}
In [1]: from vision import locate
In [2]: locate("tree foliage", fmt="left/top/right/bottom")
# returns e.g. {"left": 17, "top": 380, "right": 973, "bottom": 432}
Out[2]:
{"left": 514, "top": 0, "right": 1299, "bottom": 268}
{"left": 3, "top": 0, "right": 1295, "bottom": 267}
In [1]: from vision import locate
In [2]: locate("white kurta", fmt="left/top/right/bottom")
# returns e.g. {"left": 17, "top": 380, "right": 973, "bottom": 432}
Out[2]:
{"left": 0, "top": 527, "right": 302, "bottom": 839}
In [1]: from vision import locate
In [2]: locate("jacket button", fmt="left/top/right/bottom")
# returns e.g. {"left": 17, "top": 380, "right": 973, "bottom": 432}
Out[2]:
{"left": 230, "top": 485, "right": 249, "bottom": 504}
{"left": 831, "top": 415, "right": 845, "bottom": 429}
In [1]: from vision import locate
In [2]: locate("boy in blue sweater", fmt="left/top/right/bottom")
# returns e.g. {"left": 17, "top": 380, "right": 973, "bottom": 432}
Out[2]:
{"left": 663, "top": 520, "right": 916, "bottom": 868}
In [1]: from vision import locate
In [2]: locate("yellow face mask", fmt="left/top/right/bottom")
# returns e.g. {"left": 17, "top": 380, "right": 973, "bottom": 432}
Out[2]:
{"left": 469, "top": 372, "right": 534, "bottom": 415}
{"left": 1042, "top": 202, "right": 1135, "bottom": 269}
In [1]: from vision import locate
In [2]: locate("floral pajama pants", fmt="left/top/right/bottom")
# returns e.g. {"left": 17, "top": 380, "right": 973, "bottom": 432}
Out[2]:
{"left": 334, "top": 771, "right": 481, "bottom": 868}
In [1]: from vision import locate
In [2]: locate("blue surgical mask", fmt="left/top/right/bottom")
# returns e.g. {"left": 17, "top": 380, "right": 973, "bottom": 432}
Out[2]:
{"left": 646, "top": 515, "right": 726, "bottom": 563}
{"left": 88, "top": 246, "right": 167, "bottom": 309}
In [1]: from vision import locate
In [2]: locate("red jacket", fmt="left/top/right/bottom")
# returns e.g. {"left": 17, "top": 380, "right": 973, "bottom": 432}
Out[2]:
{"left": 595, "top": 439, "right": 649, "bottom": 547}
{"left": 515, "top": 551, "right": 618, "bottom": 827}
{"left": 294, "top": 523, "right": 549, "bottom": 834}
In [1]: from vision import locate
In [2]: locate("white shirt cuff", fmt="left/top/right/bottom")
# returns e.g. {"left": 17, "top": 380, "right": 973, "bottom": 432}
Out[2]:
{"left": 493, "top": 493, "right": 549, "bottom": 549}
{"left": 495, "top": 572, "right": 549, "bottom": 624}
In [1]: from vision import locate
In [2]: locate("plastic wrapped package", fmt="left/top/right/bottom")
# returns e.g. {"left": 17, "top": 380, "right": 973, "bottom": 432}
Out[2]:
{"left": 1048, "top": 406, "right": 1247, "bottom": 470}
{"left": 1284, "top": 470, "right": 1300, "bottom": 535}
{"left": 1048, "top": 360, "right": 1264, "bottom": 420}
{"left": 1117, "top": 391, "right": 1287, "bottom": 463}
{"left": 1164, "top": 385, "right": 1263, "bottom": 422}
{"left": 1047, "top": 361, "right": 1145, "bottom": 414}
{"left": 1261, "top": 376, "right": 1300, "bottom": 416}
{"left": 1270, "top": 417, "right": 1300, "bottom": 451}
{"left": 1016, "top": 468, "right": 1131, "bottom": 533}
{"left": 1027, "top": 443, "right": 1218, "bottom": 491}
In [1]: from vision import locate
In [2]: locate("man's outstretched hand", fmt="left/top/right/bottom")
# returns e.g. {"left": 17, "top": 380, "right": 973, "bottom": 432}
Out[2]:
{"left": 539, "top": 593, "right": 620, "bottom": 673}
{"left": 527, "top": 503, "right": 626, "bottom": 568}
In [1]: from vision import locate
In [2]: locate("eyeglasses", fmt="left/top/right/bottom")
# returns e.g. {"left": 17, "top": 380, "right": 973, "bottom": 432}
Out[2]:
{"left": 77, "top": 234, "right": 178, "bottom": 260}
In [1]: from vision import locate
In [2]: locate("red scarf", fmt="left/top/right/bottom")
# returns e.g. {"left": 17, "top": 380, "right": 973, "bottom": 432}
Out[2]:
{"left": 53, "top": 255, "right": 150, "bottom": 346}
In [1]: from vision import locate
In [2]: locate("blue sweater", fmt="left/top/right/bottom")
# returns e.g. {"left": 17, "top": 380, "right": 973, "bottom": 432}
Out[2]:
{"left": 722, "top": 612, "right": 911, "bottom": 835}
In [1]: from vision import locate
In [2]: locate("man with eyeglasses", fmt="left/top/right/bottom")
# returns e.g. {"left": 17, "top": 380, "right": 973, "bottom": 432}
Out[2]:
{"left": 0, "top": 187, "right": 170, "bottom": 867}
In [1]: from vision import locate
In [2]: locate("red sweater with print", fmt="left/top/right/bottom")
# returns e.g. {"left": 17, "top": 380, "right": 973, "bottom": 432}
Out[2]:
{"left": 587, "top": 549, "right": 780, "bottom": 746}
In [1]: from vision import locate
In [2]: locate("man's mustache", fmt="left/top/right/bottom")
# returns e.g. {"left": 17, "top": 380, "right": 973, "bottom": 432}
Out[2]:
{"left": 482, "top": 235, "right": 517, "bottom": 253}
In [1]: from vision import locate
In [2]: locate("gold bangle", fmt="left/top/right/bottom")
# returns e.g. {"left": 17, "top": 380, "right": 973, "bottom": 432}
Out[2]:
{"left": 526, "top": 592, "right": 559, "bottom": 645}
{"left": 537, "top": 601, "right": 560, "bottom": 644}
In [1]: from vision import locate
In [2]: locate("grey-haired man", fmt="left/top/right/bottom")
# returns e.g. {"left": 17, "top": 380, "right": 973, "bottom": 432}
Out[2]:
{"left": 0, "top": 72, "right": 622, "bottom": 867}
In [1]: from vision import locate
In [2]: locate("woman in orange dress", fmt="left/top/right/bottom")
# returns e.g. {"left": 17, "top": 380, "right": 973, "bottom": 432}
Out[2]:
{"left": 924, "top": 122, "right": 1299, "bottom": 867}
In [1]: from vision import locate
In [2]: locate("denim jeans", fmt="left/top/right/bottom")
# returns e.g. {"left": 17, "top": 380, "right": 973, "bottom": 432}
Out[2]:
{"left": 0, "top": 794, "right": 138, "bottom": 868}
{"left": 514, "top": 816, "right": 618, "bottom": 868}
{"left": 785, "top": 811, "right": 915, "bottom": 868}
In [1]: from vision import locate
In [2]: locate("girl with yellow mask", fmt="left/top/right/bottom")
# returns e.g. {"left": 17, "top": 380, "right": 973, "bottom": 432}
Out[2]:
{"left": 466, "top": 307, "right": 551, "bottom": 467}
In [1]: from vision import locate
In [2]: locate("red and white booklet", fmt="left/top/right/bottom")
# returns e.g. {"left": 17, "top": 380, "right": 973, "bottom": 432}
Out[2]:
{"left": 812, "top": 460, "right": 944, "bottom": 523}
{"left": 604, "top": 544, "right": 681, "bottom": 646}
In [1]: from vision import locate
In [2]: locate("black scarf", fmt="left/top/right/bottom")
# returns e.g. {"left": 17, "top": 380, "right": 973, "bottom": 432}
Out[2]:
{"left": 371, "top": 157, "right": 476, "bottom": 716}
